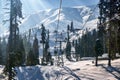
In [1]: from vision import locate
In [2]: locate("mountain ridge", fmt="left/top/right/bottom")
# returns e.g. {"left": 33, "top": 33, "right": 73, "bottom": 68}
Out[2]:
{"left": 19, "top": 5, "right": 98, "bottom": 33}
{"left": 0, "top": 5, "right": 98, "bottom": 37}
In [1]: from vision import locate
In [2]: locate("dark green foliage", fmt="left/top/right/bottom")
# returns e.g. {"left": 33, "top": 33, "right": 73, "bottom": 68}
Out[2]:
{"left": 4, "top": 53, "right": 17, "bottom": 79}
{"left": 41, "top": 24, "right": 46, "bottom": 44}
{"left": 77, "top": 37, "right": 84, "bottom": 58}
{"left": 118, "top": 27, "right": 120, "bottom": 54}
{"left": 4, "top": 0, "right": 23, "bottom": 79}
{"left": 46, "top": 52, "right": 52, "bottom": 64}
{"left": 44, "top": 41, "right": 49, "bottom": 62}
{"left": 95, "top": 39, "right": 103, "bottom": 56}
{"left": 67, "top": 25, "right": 70, "bottom": 40}
{"left": 65, "top": 41, "right": 71, "bottom": 60}
{"left": 98, "top": 0, "right": 120, "bottom": 66}
{"left": 26, "top": 35, "right": 40, "bottom": 66}
{"left": 66, "top": 24, "right": 99, "bottom": 60}
{"left": 44, "top": 30, "right": 51, "bottom": 64}
{"left": 5, "top": 36, "right": 25, "bottom": 67}
{"left": 75, "top": 29, "right": 98, "bottom": 59}
{"left": 33, "top": 35, "right": 39, "bottom": 65}
{"left": 27, "top": 49, "right": 36, "bottom": 65}
{"left": 41, "top": 24, "right": 46, "bottom": 64}
{"left": 45, "top": 40, "right": 49, "bottom": 52}
{"left": 65, "top": 25, "right": 71, "bottom": 60}
{"left": 16, "top": 37, "right": 25, "bottom": 65}
{"left": 1, "top": 37, "right": 7, "bottom": 65}
{"left": 23, "top": 35, "right": 32, "bottom": 63}
{"left": 23, "top": 36, "right": 33, "bottom": 65}
{"left": 54, "top": 49, "right": 57, "bottom": 56}
{"left": 95, "top": 39, "right": 103, "bottom": 66}
{"left": 70, "top": 21, "right": 74, "bottom": 32}
{"left": 75, "top": 40, "right": 80, "bottom": 61}
{"left": 41, "top": 26, "right": 51, "bottom": 65}
{"left": 67, "top": 25, "right": 70, "bottom": 31}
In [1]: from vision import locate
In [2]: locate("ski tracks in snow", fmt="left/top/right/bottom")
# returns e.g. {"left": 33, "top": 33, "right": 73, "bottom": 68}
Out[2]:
{"left": 62, "top": 66, "right": 81, "bottom": 80}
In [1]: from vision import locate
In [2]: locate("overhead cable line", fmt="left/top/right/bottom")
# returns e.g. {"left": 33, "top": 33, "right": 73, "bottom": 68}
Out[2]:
{"left": 55, "top": 0, "right": 63, "bottom": 45}
{"left": 100, "top": 13, "right": 120, "bottom": 27}
{"left": 56, "top": 0, "right": 62, "bottom": 32}
{"left": 81, "top": 5, "right": 98, "bottom": 30}
{"left": 54, "top": 0, "right": 63, "bottom": 67}
{"left": 81, "top": 4, "right": 120, "bottom": 31}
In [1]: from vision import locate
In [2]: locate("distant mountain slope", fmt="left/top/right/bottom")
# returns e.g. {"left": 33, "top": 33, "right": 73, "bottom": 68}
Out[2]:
{"left": 18, "top": 6, "right": 99, "bottom": 55}
{"left": 19, "top": 5, "right": 98, "bottom": 32}
{"left": 0, "top": 5, "right": 99, "bottom": 55}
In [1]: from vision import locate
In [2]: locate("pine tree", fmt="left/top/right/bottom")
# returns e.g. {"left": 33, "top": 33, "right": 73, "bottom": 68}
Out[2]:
{"left": 4, "top": 0, "right": 23, "bottom": 79}
{"left": 79, "top": 35, "right": 84, "bottom": 57}
{"left": 95, "top": 39, "right": 103, "bottom": 66}
{"left": 23, "top": 32, "right": 32, "bottom": 65}
{"left": 47, "top": 52, "right": 52, "bottom": 65}
{"left": 105, "top": 0, "right": 118, "bottom": 66}
{"left": 1, "top": 37, "right": 7, "bottom": 64}
{"left": 45, "top": 30, "right": 50, "bottom": 63}
{"left": 65, "top": 25, "right": 71, "bottom": 60}
{"left": 41, "top": 24, "right": 47, "bottom": 64}
{"left": 118, "top": 27, "right": 120, "bottom": 54}
{"left": 70, "top": 21, "right": 74, "bottom": 32}
{"left": 82, "top": 34, "right": 87, "bottom": 57}
{"left": 66, "top": 41, "right": 71, "bottom": 60}
{"left": 78, "top": 37, "right": 83, "bottom": 58}
{"left": 76, "top": 29, "right": 98, "bottom": 58}
{"left": 117, "top": 1, "right": 120, "bottom": 54}
{"left": 33, "top": 34, "right": 39, "bottom": 65}
{"left": 23, "top": 35, "right": 30, "bottom": 64}
{"left": 75, "top": 40, "right": 80, "bottom": 61}
{"left": 100, "top": 0, "right": 120, "bottom": 66}
{"left": 27, "top": 49, "right": 36, "bottom": 65}
{"left": 91, "top": 29, "right": 98, "bottom": 57}
{"left": 18, "top": 37, "right": 25, "bottom": 65}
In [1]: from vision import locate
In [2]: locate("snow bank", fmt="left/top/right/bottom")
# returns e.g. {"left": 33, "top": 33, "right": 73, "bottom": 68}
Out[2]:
{"left": 14, "top": 58, "right": 120, "bottom": 80}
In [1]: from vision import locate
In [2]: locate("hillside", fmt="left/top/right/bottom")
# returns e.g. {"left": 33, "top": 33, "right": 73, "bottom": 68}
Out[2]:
{"left": 19, "top": 5, "right": 98, "bottom": 33}
{"left": 0, "top": 5, "right": 98, "bottom": 37}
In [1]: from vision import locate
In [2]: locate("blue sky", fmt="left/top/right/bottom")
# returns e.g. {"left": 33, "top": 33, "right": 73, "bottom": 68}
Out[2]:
{"left": 21, "top": 0, "right": 99, "bottom": 14}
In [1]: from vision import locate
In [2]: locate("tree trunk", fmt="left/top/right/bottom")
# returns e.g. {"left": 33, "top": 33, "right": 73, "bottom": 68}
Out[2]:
{"left": 95, "top": 55, "right": 98, "bottom": 66}
{"left": 108, "top": 30, "right": 111, "bottom": 66}
{"left": 108, "top": 54, "right": 111, "bottom": 66}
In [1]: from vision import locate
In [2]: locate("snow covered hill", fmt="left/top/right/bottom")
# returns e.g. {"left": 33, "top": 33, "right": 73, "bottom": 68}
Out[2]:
{"left": 19, "top": 5, "right": 99, "bottom": 33}
{"left": 0, "top": 5, "right": 98, "bottom": 37}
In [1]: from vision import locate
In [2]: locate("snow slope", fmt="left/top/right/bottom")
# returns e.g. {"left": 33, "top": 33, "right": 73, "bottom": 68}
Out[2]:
{"left": 0, "top": 5, "right": 98, "bottom": 40}
{"left": 19, "top": 5, "right": 98, "bottom": 33}
{"left": 15, "top": 58, "right": 120, "bottom": 80}
{"left": 0, "top": 57, "right": 120, "bottom": 80}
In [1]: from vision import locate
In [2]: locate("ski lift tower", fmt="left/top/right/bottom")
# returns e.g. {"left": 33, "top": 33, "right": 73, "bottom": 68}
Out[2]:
{"left": 55, "top": 32, "right": 65, "bottom": 66}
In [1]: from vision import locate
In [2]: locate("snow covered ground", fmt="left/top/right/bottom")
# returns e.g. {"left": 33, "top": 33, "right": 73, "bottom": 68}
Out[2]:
{"left": 63, "top": 58, "right": 120, "bottom": 80}
{"left": 0, "top": 58, "right": 120, "bottom": 80}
